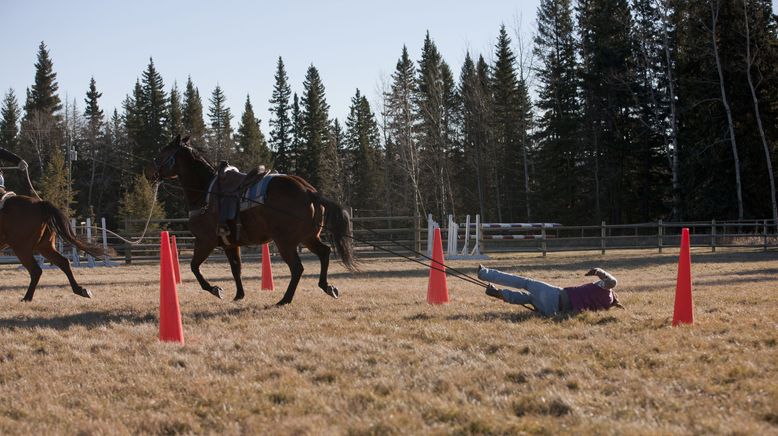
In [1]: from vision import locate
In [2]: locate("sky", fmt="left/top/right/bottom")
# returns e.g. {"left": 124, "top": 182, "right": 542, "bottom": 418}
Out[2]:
{"left": 2, "top": 1, "right": 777, "bottom": 133}
{"left": 0, "top": 0, "right": 541, "bottom": 131}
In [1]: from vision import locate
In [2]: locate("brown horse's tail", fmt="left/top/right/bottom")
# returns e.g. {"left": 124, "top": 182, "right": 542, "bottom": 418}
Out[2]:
{"left": 312, "top": 193, "right": 357, "bottom": 271}
{"left": 38, "top": 201, "right": 112, "bottom": 258}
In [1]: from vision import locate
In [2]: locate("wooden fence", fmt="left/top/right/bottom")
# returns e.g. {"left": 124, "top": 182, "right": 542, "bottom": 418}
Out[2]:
{"left": 1, "top": 216, "right": 775, "bottom": 265}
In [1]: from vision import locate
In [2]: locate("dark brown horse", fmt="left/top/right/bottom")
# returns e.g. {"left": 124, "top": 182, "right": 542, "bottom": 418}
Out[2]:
{"left": 144, "top": 135, "right": 356, "bottom": 305}
{"left": 0, "top": 194, "right": 110, "bottom": 301}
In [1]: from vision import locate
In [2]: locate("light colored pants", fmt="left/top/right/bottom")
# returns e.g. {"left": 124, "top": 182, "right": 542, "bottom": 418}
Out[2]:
{"left": 478, "top": 266, "right": 561, "bottom": 316}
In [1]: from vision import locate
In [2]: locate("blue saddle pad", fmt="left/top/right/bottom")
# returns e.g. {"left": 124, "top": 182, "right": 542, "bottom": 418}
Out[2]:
{"left": 240, "top": 174, "right": 282, "bottom": 211}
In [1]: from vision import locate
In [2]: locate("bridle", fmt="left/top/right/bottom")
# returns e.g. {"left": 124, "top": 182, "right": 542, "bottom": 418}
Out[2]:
{"left": 152, "top": 147, "right": 180, "bottom": 180}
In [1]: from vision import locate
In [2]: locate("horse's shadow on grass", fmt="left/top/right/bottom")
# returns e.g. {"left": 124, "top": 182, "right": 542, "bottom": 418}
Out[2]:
{"left": 445, "top": 310, "right": 539, "bottom": 323}
{"left": 0, "top": 310, "right": 156, "bottom": 330}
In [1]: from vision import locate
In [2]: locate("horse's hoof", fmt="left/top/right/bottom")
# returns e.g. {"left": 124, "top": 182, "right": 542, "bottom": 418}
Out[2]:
{"left": 275, "top": 299, "right": 291, "bottom": 306}
{"left": 324, "top": 285, "right": 340, "bottom": 299}
{"left": 233, "top": 293, "right": 245, "bottom": 301}
{"left": 75, "top": 287, "right": 93, "bottom": 298}
{"left": 20, "top": 297, "right": 32, "bottom": 303}
{"left": 208, "top": 286, "right": 223, "bottom": 299}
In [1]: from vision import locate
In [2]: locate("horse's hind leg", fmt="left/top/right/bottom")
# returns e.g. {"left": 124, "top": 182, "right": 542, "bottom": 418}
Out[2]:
{"left": 191, "top": 240, "right": 223, "bottom": 299}
{"left": 15, "top": 247, "right": 42, "bottom": 302}
{"left": 224, "top": 245, "right": 245, "bottom": 301}
{"left": 276, "top": 241, "right": 304, "bottom": 306}
{"left": 304, "top": 236, "right": 338, "bottom": 299}
{"left": 38, "top": 240, "right": 92, "bottom": 298}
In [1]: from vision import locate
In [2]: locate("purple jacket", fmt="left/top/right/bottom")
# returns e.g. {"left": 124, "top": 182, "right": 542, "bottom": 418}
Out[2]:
{"left": 564, "top": 283, "right": 614, "bottom": 312}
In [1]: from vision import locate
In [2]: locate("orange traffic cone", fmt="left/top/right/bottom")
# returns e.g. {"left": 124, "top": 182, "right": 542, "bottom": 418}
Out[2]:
{"left": 427, "top": 227, "right": 449, "bottom": 304}
{"left": 261, "top": 243, "right": 274, "bottom": 291}
{"left": 170, "top": 235, "right": 182, "bottom": 285}
{"left": 159, "top": 231, "right": 185, "bottom": 343}
{"left": 672, "top": 227, "right": 694, "bottom": 326}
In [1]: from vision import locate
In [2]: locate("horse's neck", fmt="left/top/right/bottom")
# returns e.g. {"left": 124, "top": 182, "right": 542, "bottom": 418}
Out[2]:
{"left": 179, "top": 161, "right": 215, "bottom": 211}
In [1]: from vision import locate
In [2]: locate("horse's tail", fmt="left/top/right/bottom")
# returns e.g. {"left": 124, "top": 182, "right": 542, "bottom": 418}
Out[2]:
{"left": 312, "top": 193, "right": 357, "bottom": 271}
{"left": 38, "top": 201, "right": 114, "bottom": 258}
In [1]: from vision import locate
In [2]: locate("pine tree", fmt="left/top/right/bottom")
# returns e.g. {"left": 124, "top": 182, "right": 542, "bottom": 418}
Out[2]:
{"left": 168, "top": 81, "right": 183, "bottom": 138}
{"left": 38, "top": 148, "right": 74, "bottom": 217}
{"left": 235, "top": 95, "right": 272, "bottom": 170}
{"left": 118, "top": 174, "right": 166, "bottom": 233}
{"left": 206, "top": 84, "right": 234, "bottom": 162}
{"left": 325, "top": 118, "right": 347, "bottom": 204}
{"left": 299, "top": 65, "right": 331, "bottom": 188}
{"left": 19, "top": 41, "right": 63, "bottom": 175}
{"left": 385, "top": 46, "right": 420, "bottom": 217}
{"left": 139, "top": 58, "right": 168, "bottom": 161}
{"left": 345, "top": 89, "right": 384, "bottom": 211}
{"left": 0, "top": 89, "right": 20, "bottom": 151}
{"left": 268, "top": 57, "right": 293, "bottom": 172}
{"left": 82, "top": 77, "right": 104, "bottom": 216}
{"left": 287, "top": 93, "right": 303, "bottom": 174}
{"left": 533, "top": 0, "right": 584, "bottom": 223}
{"left": 577, "top": 0, "right": 637, "bottom": 223}
{"left": 491, "top": 25, "right": 528, "bottom": 222}
{"left": 415, "top": 32, "right": 449, "bottom": 220}
{"left": 458, "top": 53, "right": 490, "bottom": 219}
{"left": 182, "top": 76, "right": 206, "bottom": 147}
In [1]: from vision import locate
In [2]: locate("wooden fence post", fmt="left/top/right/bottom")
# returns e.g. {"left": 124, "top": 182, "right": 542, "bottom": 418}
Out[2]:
{"left": 541, "top": 227, "right": 547, "bottom": 257}
{"left": 764, "top": 219, "right": 769, "bottom": 251}
{"left": 658, "top": 219, "right": 663, "bottom": 253}
{"left": 711, "top": 219, "right": 716, "bottom": 252}
{"left": 601, "top": 221, "right": 606, "bottom": 255}
{"left": 124, "top": 217, "right": 132, "bottom": 265}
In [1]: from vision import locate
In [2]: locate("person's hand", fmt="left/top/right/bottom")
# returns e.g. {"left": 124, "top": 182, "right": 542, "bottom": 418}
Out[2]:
{"left": 18, "top": 160, "right": 28, "bottom": 172}
{"left": 585, "top": 268, "right": 599, "bottom": 276}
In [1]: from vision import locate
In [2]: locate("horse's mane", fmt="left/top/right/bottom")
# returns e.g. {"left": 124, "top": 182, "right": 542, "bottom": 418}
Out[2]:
{"left": 183, "top": 145, "right": 216, "bottom": 173}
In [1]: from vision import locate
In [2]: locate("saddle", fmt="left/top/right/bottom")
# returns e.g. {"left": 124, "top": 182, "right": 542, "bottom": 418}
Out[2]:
{"left": 211, "top": 163, "right": 273, "bottom": 245}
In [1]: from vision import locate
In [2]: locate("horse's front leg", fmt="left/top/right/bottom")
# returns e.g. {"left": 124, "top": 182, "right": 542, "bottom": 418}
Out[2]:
{"left": 224, "top": 245, "right": 245, "bottom": 301}
{"left": 191, "top": 239, "right": 222, "bottom": 299}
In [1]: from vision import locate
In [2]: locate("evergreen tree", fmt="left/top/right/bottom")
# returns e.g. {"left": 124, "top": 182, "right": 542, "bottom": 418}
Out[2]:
{"left": 123, "top": 81, "right": 145, "bottom": 168}
{"left": 458, "top": 53, "right": 491, "bottom": 219}
{"left": 81, "top": 77, "right": 104, "bottom": 216}
{"left": 19, "top": 41, "right": 63, "bottom": 175}
{"left": 206, "top": 84, "right": 234, "bottom": 162}
{"left": 415, "top": 32, "right": 450, "bottom": 219}
{"left": 577, "top": 0, "right": 638, "bottom": 223}
{"left": 138, "top": 58, "right": 168, "bottom": 161}
{"left": 168, "top": 81, "right": 183, "bottom": 138}
{"left": 38, "top": 148, "right": 74, "bottom": 217}
{"left": 299, "top": 65, "right": 331, "bottom": 188}
{"left": 118, "top": 174, "right": 166, "bottom": 233}
{"left": 533, "top": 0, "right": 584, "bottom": 223}
{"left": 268, "top": 57, "right": 293, "bottom": 172}
{"left": 345, "top": 89, "right": 384, "bottom": 211}
{"left": 287, "top": 93, "right": 303, "bottom": 174}
{"left": 325, "top": 118, "right": 347, "bottom": 204}
{"left": 0, "top": 89, "right": 21, "bottom": 151}
{"left": 235, "top": 95, "right": 272, "bottom": 169}
{"left": 182, "top": 76, "right": 206, "bottom": 147}
{"left": 384, "top": 46, "right": 420, "bottom": 217}
{"left": 491, "top": 25, "right": 529, "bottom": 222}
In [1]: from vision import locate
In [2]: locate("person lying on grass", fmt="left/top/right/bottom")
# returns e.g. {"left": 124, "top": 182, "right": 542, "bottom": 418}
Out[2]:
{"left": 477, "top": 265, "right": 624, "bottom": 316}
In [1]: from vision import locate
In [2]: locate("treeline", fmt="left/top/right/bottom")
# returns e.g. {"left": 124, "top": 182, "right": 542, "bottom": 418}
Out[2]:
{"left": 1, "top": 0, "right": 777, "bottom": 229}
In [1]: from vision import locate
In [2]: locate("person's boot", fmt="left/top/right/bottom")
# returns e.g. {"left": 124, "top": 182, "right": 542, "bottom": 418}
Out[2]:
{"left": 485, "top": 283, "right": 503, "bottom": 301}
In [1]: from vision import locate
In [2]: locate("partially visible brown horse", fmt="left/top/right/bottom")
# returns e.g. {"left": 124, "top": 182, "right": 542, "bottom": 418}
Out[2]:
{"left": 0, "top": 194, "right": 110, "bottom": 301}
{"left": 145, "top": 135, "right": 356, "bottom": 305}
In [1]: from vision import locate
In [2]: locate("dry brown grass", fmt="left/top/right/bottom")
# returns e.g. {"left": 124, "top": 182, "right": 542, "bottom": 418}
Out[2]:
{"left": 0, "top": 248, "right": 776, "bottom": 435}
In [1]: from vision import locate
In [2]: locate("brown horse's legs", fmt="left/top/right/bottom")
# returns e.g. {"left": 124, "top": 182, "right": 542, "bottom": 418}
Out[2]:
{"left": 37, "top": 241, "right": 92, "bottom": 298}
{"left": 304, "top": 237, "right": 338, "bottom": 299}
{"left": 16, "top": 248, "right": 42, "bottom": 302}
{"left": 224, "top": 245, "right": 245, "bottom": 301}
{"left": 276, "top": 242, "right": 304, "bottom": 306}
{"left": 190, "top": 240, "right": 222, "bottom": 299}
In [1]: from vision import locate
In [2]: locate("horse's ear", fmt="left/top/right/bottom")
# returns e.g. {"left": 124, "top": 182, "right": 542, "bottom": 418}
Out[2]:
{"left": 182, "top": 135, "right": 191, "bottom": 147}
{"left": 171, "top": 134, "right": 181, "bottom": 146}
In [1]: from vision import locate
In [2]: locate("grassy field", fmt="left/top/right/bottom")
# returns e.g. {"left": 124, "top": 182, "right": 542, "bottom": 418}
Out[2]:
{"left": 0, "top": 248, "right": 776, "bottom": 434}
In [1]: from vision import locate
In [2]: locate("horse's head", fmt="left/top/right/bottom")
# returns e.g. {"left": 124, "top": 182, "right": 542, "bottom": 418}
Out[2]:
{"left": 145, "top": 134, "right": 190, "bottom": 182}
